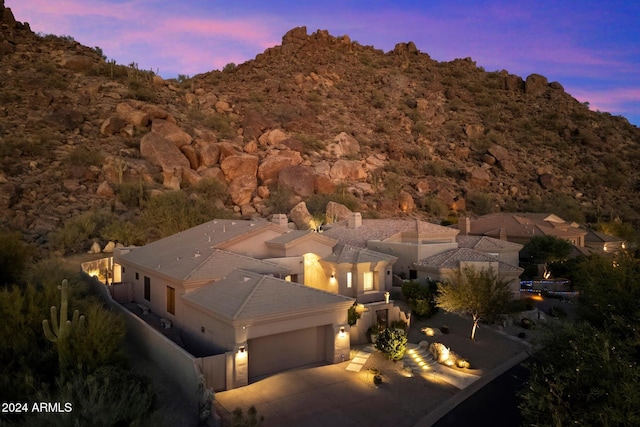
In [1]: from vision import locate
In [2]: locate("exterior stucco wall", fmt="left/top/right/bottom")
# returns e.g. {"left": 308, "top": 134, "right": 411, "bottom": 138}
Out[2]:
{"left": 367, "top": 241, "right": 457, "bottom": 277}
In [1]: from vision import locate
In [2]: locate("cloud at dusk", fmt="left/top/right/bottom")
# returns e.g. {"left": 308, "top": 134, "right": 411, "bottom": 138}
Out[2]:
{"left": 6, "top": 0, "right": 639, "bottom": 125}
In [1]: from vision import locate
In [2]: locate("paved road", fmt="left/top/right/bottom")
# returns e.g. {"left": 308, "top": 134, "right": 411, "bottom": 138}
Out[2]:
{"left": 433, "top": 362, "right": 529, "bottom": 427}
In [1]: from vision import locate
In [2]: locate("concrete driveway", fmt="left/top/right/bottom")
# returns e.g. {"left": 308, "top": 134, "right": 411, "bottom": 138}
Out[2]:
{"left": 215, "top": 310, "right": 533, "bottom": 426}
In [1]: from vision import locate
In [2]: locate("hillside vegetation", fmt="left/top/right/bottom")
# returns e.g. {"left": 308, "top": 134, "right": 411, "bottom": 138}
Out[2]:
{"left": 1, "top": 2, "right": 639, "bottom": 254}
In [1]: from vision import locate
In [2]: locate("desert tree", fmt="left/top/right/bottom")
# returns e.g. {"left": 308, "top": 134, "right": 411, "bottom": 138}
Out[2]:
{"left": 522, "top": 235, "right": 572, "bottom": 279}
{"left": 435, "top": 265, "right": 512, "bottom": 340}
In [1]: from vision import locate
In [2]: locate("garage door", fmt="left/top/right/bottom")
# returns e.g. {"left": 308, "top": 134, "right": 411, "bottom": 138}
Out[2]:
{"left": 248, "top": 326, "right": 328, "bottom": 379}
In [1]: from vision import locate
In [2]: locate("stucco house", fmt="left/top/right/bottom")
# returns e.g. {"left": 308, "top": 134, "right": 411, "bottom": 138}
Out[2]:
{"left": 413, "top": 248, "right": 524, "bottom": 297}
{"left": 322, "top": 213, "right": 459, "bottom": 279}
{"left": 583, "top": 228, "right": 627, "bottom": 254}
{"left": 458, "top": 213, "right": 587, "bottom": 247}
{"left": 113, "top": 216, "right": 401, "bottom": 387}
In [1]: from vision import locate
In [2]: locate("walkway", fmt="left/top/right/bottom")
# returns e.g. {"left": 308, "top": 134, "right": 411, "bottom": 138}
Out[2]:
{"left": 345, "top": 345, "right": 374, "bottom": 372}
{"left": 402, "top": 343, "right": 480, "bottom": 389}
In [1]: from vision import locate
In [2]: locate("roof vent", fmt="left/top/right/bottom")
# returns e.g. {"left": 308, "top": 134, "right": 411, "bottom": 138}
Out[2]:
{"left": 243, "top": 277, "right": 251, "bottom": 282}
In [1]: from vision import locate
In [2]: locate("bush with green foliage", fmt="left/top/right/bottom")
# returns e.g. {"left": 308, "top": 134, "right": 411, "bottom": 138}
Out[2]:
{"left": 231, "top": 405, "right": 264, "bottom": 427}
{"left": 140, "top": 191, "right": 230, "bottom": 239}
{"left": 375, "top": 327, "right": 407, "bottom": 361}
{"left": 0, "top": 230, "right": 31, "bottom": 285}
{"left": 52, "top": 211, "right": 108, "bottom": 254}
{"left": 401, "top": 280, "right": 438, "bottom": 318}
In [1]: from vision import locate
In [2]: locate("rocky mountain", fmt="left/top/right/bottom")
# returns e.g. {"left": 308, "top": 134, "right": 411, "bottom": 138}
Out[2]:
{"left": 1, "top": 1, "right": 639, "bottom": 253}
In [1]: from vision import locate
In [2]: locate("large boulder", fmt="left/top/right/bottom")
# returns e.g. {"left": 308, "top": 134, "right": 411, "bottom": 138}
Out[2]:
{"left": 330, "top": 160, "right": 367, "bottom": 181}
{"left": 258, "top": 129, "right": 288, "bottom": 147}
{"left": 180, "top": 145, "right": 199, "bottom": 169}
{"left": 278, "top": 165, "right": 315, "bottom": 197}
{"left": 257, "top": 150, "right": 303, "bottom": 183}
{"left": 220, "top": 154, "right": 259, "bottom": 182}
{"left": 100, "top": 116, "right": 126, "bottom": 136}
{"left": 466, "top": 167, "right": 491, "bottom": 188}
{"left": 289, "top": 201, "right": 313, "bottom": 230}
{"left": 487, "top": 145, "right": 510, "bottom": 163}
{"left": 195, "top": 134, "right": 220, "bottom": 167}
{"left": 227, "top": 175, "right": 257, "bottom": 205}
{"left": 398, "top": 191, "right": 416, "bottom": 213}
{"left": 326, "top": 201, "right": 352, "bottom": 222}
{"left": 525, "top": 74, "right": 548, "bottom": 96}
{"left": 140, "top": 131, "right": 190, "bottom": 171}
{"left": 116, "top": 102, "right": 150, "bottom": 127}
{"left": 151, "top": 119, "right": 192, "bottom": 148}
{"left": 328, "top": 132, "right": 360, "bottom": 157}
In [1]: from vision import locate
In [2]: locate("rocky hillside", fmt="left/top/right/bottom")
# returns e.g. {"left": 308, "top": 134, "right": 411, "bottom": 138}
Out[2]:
{"left": 1, "top": 2, "right": 639, "bottom": 253}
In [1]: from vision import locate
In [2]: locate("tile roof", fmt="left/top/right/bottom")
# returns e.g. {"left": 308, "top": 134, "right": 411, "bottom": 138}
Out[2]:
{"left": 182, "top": 270, "right": 354, "bottom": 321}
{"left": 322, "top": 218, "right": 458, "bottom": 247}
{"left": 117, "top": 219, "right": 287, "bottom": 281}
{"left": 321, "top": 244, "right": 397, "bottom": 264}
{"left": 456, "top": 235, "right": 523, "bottom": 251}
{"left": 415, "top": 248, "right": 523, "bottom": 273}
{"left": 465, "top": 213, "right": 586, "bottom": 240}
{"left": 583, "top": 229, "right": 625, "bottom": 244}
{"left": 265, "top": 229, "right": 337, "bottom": 247}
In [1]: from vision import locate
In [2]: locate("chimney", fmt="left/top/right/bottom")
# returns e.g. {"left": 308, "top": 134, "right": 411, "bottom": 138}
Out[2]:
{"left": 499, "top": 227, "right": 507, "bottom": 241}
{"left": 460, "top": 216, "right": 471, "bottom": 235}
{"left": 272, "top": 213, "right": 288, "bottom": 227}
{"left": 348, "top": 212, "right": 362, "bottom": 229}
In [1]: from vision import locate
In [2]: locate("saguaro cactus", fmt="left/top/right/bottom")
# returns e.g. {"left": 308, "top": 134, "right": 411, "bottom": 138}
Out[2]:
{"left": 42, "top": 279, "right": 85, "bottom": 375}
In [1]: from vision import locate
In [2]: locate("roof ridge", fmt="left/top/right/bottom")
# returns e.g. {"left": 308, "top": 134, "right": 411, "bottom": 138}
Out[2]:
{"left": 232, "top": 273, "right": 264, "bottom": 320}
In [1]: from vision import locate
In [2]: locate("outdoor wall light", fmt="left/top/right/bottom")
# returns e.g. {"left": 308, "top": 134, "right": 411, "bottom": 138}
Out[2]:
{"left": 239, "top": 346, "right": 246, "bottom": 353}
{"left": 339, "top": 327, "right": 346, "bottom": 337}
{"left": 331, "top": 273, "right": 335, "bottom": 279}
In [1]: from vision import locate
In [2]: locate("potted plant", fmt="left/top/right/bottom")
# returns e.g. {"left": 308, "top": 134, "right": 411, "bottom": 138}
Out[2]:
{"left": 369, "top": 367, "right": 382, "bottom": 385}
{"left": 367, "top": 324, "right": 383, "bottom": 344}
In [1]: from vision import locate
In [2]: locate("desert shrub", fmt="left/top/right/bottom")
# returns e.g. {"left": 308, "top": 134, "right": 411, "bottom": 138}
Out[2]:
{"left": 521, "top": 318, "right": 534, "bottom": 329}
{"left": 548, "top": 305, "right": 567, "bottom": 318}
{"left": 375, "top": 327, "right": 407, "bottom": 361}
{"left": 265, "top": 185, "right": 295, "bottom": 214}
{"left": 203, "top": 114, "right": 235, "bottom": 139}
{"left": 466, "top": 191, "right": 497, "bottom": 215}
{"left": 116, "top": 180, "right": 147, "bottom": 208}
{"left": 29, "top": 366, "right": 156, "bottom": 427}
{"left": 417, "top": 195, "right": 449, "bottom": 217}
{"left": 402, "top": 280, "right": 438, "bottom": 318}
{"left": 192, "top": 177, "right": 228, "bottom": 202}
{"left": 306, "top": 187, "right": 359, "bottom": 219}
{"left": 223, "top": 62, "right": 237, "bottom": 73}
{"left": 101, "top": 219, "right": 146, "bottom": 247}
{"left": 64, "top": 146, "right": 104, "bottom": 167}
{"left": 231, "top": 405, "right": 264, "bottom": 427}
{"left": 0, "top": 230, "right": 32, "bottom": 285}
{"left": 126, "top": 78, "right": 156, "bottom": 102}
{"left": 52, "top": 212, "right": 108, "bottom": 254}
{"left": 140, "top": 191, "right": 230, "bottom": 239}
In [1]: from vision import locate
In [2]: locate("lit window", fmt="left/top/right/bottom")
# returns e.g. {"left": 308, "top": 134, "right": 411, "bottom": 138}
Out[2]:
{"left": 346, "top": 272, "right": 352, "bottom": 288}
{"left": 363, "top": 271, "right": 373, "bottom": 291}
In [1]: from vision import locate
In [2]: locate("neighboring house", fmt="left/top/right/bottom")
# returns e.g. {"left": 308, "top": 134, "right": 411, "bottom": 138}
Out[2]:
{"left": 456, "top": 234, "right": 523, "bottom": 267}
{"left": 583, "top": 228, "right": 627, "bottom": 253}
{"left": 413, "top": 248, "right": 524, "bottom": 297}
{"left": 322, "top": 213, "right": 459, "bottom": 279}
{"left": 458, "top": 213, "right": 587, "bottom": 247}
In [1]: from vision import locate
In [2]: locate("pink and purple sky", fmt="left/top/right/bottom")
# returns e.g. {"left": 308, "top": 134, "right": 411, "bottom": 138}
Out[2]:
{"left": 7, "top": 0, "right": 640, "bottom": 126}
